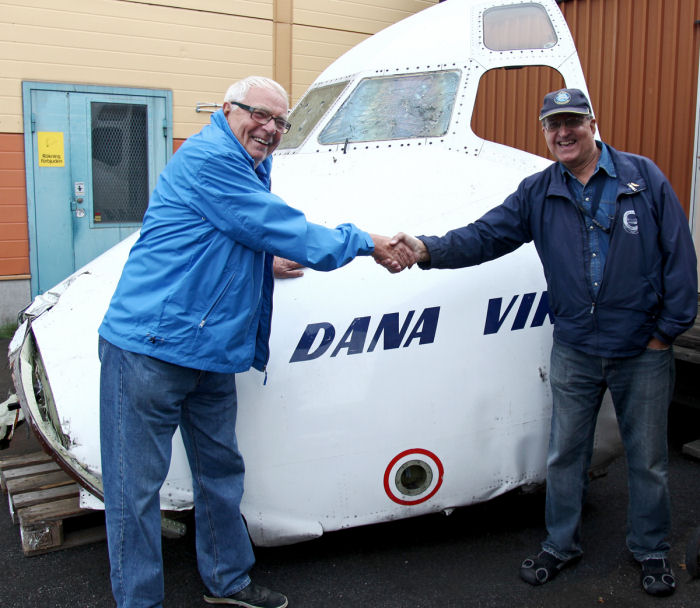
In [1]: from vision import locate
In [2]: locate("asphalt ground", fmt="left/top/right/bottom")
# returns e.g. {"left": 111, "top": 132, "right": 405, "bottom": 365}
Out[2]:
{"left": 1, "top": 337, "right": 699, "bottom": 608}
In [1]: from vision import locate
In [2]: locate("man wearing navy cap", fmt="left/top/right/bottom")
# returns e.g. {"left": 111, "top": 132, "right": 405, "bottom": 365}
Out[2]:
{"left": 390, "top": 88, "right": 697, "bottom": 597}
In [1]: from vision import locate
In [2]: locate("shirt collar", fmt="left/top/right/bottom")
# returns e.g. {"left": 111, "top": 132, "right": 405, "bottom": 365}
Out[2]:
{"left": 560, "top": 141, "right": 617, "bottom": 181}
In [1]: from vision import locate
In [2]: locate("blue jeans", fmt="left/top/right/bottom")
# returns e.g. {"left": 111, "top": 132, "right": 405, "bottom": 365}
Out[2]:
{"left": 542, "top": 341, "right": 674, "bottom": 563}
{"left": 99, "top": 337, "right": 255, "bottom": 608}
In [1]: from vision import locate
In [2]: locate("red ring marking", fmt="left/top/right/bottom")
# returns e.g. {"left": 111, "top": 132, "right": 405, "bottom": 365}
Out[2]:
{"left": 383, "top": 448, "right": 444, "bottom": 505}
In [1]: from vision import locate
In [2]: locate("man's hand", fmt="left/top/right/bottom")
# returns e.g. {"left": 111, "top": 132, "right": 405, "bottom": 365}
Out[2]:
{"left": 273, "top": 257, "right": 305, "bottom": 279}
{"left": 370, "top": 234, "right": 416, "bottom": 273}
{"left": 390, "top": 232, "right": 430, "bottom": 264}
{"left": 647, "top": 337, "right": 670, "bottom": 350}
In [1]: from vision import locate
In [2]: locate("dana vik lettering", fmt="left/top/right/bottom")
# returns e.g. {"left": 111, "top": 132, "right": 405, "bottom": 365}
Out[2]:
{"left": 289, "top": 307, "right": 440, "bottom": 363}
{"left": 483, "top": 291, "right": 553, "bottom": 335}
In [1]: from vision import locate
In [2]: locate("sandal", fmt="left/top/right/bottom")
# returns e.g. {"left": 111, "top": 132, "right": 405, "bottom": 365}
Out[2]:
{"left": 520, "top": 550, "right": 569, "bottom": 586}
{"left": 641, "top": 558, "right": 676, "bottom": 597}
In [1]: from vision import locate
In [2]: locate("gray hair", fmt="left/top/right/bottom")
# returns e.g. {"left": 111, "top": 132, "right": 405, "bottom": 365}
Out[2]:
{"left": 224, "top": 76, "right": 289, "bottom": 109}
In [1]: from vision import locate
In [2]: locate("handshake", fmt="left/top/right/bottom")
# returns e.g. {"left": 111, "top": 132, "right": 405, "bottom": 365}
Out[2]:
{"left": 370, "top": 233, "right": 429, "bottom": 274}
{"left": 273, "top": 233, "right": 430, "bottom": 280}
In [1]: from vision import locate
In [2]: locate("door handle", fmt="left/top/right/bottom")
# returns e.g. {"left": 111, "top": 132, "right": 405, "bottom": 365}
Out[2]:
{"left": 70, "top": 198, "right": 85, "bottom": 217}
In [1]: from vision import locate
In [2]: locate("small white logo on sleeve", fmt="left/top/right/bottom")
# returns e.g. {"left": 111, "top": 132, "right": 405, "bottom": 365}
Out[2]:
{"left": 623, "top": 210, "right": 639, "bottom": 234}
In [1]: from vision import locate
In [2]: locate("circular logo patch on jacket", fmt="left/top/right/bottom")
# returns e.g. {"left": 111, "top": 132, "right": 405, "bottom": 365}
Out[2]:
{"left": 623, "top": 210, "right": 639, "bottom": 234}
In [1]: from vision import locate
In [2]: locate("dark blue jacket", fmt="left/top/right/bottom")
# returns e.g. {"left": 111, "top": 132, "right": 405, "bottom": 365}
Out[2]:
{"left": 419, "top": 145, "right": 698, "bottom": 357}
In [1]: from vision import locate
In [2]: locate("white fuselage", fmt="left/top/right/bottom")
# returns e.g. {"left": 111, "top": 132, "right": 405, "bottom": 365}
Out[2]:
{"left": 10, "top": 0, "right": 621, "bottom": 547}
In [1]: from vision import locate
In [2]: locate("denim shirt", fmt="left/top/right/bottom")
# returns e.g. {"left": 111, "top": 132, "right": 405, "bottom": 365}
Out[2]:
{"left": 419, "top": 144, "right": 697, "bottom": 356}
{"left": 561, "top": 142, "right": 617, "bottom": 297}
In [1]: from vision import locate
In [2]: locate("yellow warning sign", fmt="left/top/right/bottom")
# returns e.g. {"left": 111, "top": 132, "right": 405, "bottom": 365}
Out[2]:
{"left": 38, "top": 132, "right": 65, "bottom": 167}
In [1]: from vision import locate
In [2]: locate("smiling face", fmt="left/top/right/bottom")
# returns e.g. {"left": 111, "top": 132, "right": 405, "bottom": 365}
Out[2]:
{"left": 542, "top": 112, "right": 598, "bottom": 174}
{"left": 223, "top": 86, "right": 288, "bottom": 167}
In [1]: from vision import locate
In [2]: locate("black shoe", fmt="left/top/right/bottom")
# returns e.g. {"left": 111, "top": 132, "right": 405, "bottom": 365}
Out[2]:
{"left": 641, "top": 558, "right": 676, "bottom": 597}
{"left": 519, "top": 550, "right": 572, "bottom": 586}
{"left": 204, "top": 582, "right": 288, "bottom": 607}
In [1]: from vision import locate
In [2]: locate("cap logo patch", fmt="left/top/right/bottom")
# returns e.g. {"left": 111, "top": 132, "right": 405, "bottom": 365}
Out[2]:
{"left": 554, "top": 91, "right": 571, "bottom": 105}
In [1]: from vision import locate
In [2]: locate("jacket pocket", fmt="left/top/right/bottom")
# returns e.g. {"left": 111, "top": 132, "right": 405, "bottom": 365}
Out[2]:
{"left": 199, "top": 273, "right": 236, "bottom": 328}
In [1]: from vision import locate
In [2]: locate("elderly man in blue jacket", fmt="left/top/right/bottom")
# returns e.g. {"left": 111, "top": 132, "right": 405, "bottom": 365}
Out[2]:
{"left": 98, "top": 76, "right": 412, "bottom": 608}
{"left": 391, "top": 88, "right": 697, "bottom": 598}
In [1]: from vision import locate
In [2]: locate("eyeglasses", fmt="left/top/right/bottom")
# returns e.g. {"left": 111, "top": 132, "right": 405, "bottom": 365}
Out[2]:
{"left": 542, "top": 115, "right": 591, "bottom": 132}
{"left": 230, "top": 101, "right": 291, "bottom": 134}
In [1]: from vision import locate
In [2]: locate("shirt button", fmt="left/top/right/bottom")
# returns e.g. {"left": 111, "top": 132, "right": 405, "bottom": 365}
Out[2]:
{"left": 594, "top": 282, "right": 599, "bottom": 287}
{"left": 592, "top": 253, "right": 597, "bottom": 257}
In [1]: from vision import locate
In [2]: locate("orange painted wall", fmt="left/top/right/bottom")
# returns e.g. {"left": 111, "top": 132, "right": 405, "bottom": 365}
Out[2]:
{"left": 0, "top": 133, "right": 30, "bottom": 277}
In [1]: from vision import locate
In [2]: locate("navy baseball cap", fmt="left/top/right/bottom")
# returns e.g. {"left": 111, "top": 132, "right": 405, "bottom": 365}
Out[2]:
{"left": 539, "top": 88, "right": 591, "bottom": 120}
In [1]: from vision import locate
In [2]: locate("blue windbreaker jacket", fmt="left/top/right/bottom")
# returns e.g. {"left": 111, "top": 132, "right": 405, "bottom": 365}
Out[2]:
{"left": 419, "top": 145, "right": 697, "bottom": 357}
{"left": 99, "top": 110, "right": 374, "bottom": 373}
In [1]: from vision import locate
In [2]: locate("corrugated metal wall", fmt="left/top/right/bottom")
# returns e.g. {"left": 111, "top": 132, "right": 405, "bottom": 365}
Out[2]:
{"left": 472, "top": 66, "right": 566, "bottom": 161}
{"left": 473, "top": 0, "right": 700, "bottom": 216}
{"left": 565, "top": 0, "right": 700, "bottom": 216}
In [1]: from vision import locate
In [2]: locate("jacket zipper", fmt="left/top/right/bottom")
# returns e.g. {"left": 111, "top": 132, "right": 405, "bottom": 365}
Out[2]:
{"left": 199, "top": 273, "right": 236, "bottom": 328}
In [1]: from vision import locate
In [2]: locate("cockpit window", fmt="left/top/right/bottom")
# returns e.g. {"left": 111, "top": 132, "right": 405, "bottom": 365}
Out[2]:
{"left": 318, "top": 71, "right": 460, "bottom": 144}
{"left": 279, "top": 81, "right": 350, "bottom": 150}
{"left": 483, "top": 3, "right": 557, "bottom": 51}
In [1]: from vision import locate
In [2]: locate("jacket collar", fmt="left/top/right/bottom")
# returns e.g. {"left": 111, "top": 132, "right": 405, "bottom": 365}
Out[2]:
{"left": 559, "top": 141, "right": 616, "bottom": 182}
{"left": 606, "top": 144, "right": 647, "bottom": 196}
{"left": 211, "top": 109, "right": 273, "bottom": 186}
{"left": 546, "top": 142, "right": 647, "bottom": 200}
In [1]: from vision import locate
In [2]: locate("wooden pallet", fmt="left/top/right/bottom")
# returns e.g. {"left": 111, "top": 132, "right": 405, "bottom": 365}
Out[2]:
{"left": 683, "top": 439, "right": 700, "bottom": 460}
{"left": 0, "top": 451, "right": 106, "bottom": 556}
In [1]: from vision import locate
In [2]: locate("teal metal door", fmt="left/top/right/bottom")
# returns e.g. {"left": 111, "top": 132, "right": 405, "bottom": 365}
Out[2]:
{"left": 23, "top": 83, "right": 171, "bottom": 296}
